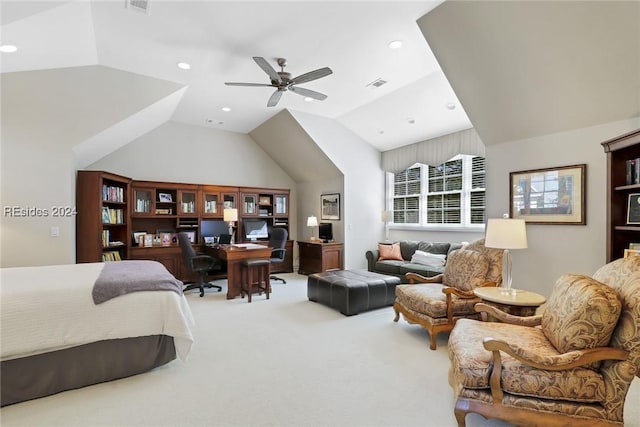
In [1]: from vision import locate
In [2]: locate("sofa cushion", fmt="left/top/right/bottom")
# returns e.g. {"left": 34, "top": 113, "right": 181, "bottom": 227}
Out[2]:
{"left": 410, "top": 250, "right": 446, "bottom": 267}
{"left": 378, "top": 242, "right": 403, "bottom": 261}
{"left": 399, "top": 263, "right": 444, "bottom": 277}
{"left": 541, "top": 274, "right": 621, "bottom": 360}
{"left": 395, "top": 284, "right": 479, "bottom": 318}
{"left": 449, "top": 319, "right": 607, "bottom": 403}
{"left": 443, "top": 249, "right": 489, "bottom": 292}
{"left": 374, "top": 260, "right": 404, "bottom": 275}
{"left": 417, "top": 242, "right": 451, "bottom": 256}
{"left": 399, "top": 241, "right": 419, "bottom": 261}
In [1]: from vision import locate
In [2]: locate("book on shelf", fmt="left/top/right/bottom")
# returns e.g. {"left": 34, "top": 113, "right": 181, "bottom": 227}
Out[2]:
{"left": 102, "top": 251, "right": 122, "bottom": 262}
{"left": 626, "top": 158, "right": 640, "bottom": 185}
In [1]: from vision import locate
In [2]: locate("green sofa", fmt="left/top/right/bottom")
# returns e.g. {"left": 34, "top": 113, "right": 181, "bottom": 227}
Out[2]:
{"left": 365, "top": 241, "right": 463, "bottom": 283}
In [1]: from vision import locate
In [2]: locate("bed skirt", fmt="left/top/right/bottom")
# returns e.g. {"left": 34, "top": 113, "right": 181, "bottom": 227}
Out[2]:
{"left": 1, "top": 334, "right": 176, "bottom": 407}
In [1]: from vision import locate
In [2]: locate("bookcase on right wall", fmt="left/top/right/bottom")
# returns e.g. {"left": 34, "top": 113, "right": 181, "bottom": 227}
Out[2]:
{"left": 602, "top": 128, "right": 640, "bottom": 262}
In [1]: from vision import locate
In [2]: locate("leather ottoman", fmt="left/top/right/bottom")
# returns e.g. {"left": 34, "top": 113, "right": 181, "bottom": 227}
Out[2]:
{"left": 307, "top": 269, "right": 401, "bottom": 316}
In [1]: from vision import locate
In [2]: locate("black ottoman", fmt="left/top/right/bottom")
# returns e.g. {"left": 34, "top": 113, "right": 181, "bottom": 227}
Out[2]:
{"left": 307, "top": 270, "right": 401, "bottom": 316}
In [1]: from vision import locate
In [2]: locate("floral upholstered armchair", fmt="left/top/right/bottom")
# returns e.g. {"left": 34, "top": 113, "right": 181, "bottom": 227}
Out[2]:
{"left": 393, "top": 239, "right": 503, "bottom": 350}
{"left": 448, "top": 256, "right": 640, "bottom": 427}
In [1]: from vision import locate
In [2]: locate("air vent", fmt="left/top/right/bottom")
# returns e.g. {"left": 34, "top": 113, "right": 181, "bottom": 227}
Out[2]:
{"left": 366, "top": 78, "right": 388, "bottom": 88}
{"left": 125, "top": 0, "right": 150, "bottom": 13}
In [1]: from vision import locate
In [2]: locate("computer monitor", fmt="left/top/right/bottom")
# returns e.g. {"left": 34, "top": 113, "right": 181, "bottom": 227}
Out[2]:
{"left": 318, "top": 222, "right": 333, "bottom": 242}
{"left": 200, "top": 219, "right": 229, "bottom": 244}
{"left": 244, "top": 219, "right": 269, "bottom": 240}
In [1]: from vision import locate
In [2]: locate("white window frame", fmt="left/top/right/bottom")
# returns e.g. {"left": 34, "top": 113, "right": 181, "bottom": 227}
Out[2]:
{"left": 386, "top": 155, "right": 486, "bottom": 232}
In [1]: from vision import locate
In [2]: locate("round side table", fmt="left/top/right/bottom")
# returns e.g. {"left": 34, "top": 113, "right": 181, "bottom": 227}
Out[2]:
{"left": 473, "top": 287, "right": 546, "bottom": 317}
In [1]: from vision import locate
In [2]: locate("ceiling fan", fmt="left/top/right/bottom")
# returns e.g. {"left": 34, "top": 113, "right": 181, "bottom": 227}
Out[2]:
{"left": 225, "top": 57, "right": 333, "bottom": 107}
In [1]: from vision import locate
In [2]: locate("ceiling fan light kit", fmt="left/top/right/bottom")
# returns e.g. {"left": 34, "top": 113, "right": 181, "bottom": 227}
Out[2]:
{"left": 225, "top": 57, "right": 332, "bottom": 107}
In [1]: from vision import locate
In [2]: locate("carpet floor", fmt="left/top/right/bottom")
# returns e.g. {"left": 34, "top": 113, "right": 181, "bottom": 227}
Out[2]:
{"left": 1, "top": 273, "right": 638, "bottom": 427}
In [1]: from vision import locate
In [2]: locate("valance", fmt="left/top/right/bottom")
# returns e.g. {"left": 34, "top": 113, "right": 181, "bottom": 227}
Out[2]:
{"left": 381, "top": 128, "right": 485, "bottom": 173}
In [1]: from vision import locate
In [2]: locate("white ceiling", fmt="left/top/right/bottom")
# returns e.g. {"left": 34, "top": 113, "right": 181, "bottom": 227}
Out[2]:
{"left": 0, "top": 0, "right": 473, "bottom": 152}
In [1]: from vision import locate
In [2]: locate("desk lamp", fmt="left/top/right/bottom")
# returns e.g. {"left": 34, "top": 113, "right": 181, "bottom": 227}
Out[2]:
{"left": 307, "top": 215, "right": 319, "bottom": 241}
{"left": 484, "top": 215, "right": 527, "bottom": 294}
{"left": 223, "top": 208, "right": 238, "bottom": 243}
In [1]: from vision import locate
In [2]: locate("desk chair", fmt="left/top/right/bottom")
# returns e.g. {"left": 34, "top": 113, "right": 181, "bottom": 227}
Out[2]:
{"left": 268, "top": 227, "right": 288, "bottom": 284}
{"left": 178, "top": 232, "right": 223, "bottom": 297}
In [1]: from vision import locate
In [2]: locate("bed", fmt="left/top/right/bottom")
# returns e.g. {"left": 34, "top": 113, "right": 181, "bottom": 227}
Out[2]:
{"left": 0, "top": 260, "right": 195, "bottom": 407}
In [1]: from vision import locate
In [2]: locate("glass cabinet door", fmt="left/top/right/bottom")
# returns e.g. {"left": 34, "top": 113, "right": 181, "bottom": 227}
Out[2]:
{"left": 222, "top": 193, "right": 236, "bottom": 210}
{"left": 133, "top": 188, "right": 153, "bottom": 215}
{"left": 274, "top": 194, "right": 288, "bottom": 216}
{"left": 202, "top": 192, "right": 220, "bottom": 217}
{"left": 179, "top": 191, "right": 197, "bottom": 215}
{"left": 242, "top": 194, "right": 257, "bottom": 216}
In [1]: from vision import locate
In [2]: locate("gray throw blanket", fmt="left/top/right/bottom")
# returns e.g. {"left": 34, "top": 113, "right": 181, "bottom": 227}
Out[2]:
{"left": 93, "top": 260, "right": 183, "bottom": 304}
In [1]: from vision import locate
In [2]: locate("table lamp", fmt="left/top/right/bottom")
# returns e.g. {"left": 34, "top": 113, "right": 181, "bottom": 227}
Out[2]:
{"left": 381, "top": 210, "right": 392, "bottom": 242}
{"left": 307, "top": 215, "right": 319, "bottom": 241}
{"left": 223, "top": 208, "right": 238, "bottom": 243}
{"left": 484, "top": 216, "right": 527, "bottom": 294}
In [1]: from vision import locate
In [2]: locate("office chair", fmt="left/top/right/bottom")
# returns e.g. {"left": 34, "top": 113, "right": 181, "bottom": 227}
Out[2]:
{"left": 178, "top": 232, "right": 223, "bottom": 297}
{"left": 268, "top": 227, "right": 288, "bottom": 284}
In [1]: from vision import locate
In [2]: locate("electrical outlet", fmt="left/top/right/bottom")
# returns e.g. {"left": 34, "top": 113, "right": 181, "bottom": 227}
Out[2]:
{"left": 50, "top": 226, "right": 60, "bottom": 237}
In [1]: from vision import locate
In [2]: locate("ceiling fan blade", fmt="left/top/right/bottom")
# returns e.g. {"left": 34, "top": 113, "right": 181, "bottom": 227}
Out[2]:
{"left": 267, "top": 89, "right": 283, "bottom": 107}
{"left": 253, "top": 56, "right": 282, "bottom": 84}
{"left": 291, "top": 67, "right": 333, "bottom": 85}
{"left": 289, "top": 86, "right": 328, "bottom": 101}
{"left": 225, "top": 82, "right": 274, "bottom": 87}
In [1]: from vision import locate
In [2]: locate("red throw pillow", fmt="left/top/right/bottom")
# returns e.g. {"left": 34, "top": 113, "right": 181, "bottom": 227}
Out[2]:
{"left": 378, "top": 242, "right": 403, "bottom": 261}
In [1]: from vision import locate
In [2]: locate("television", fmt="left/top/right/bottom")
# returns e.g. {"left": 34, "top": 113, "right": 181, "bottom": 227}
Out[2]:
{"left": 318, "top": 222, "right": 333, "bottom": 243}
{"left": 244, "top": 219, "right": 269, "bottom": 240}
{"left": 200, "top": 219, "right": 229, "bottom": 244}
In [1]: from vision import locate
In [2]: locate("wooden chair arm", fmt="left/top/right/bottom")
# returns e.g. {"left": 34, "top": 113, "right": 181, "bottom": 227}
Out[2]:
{"left": 443, "top": 287, "right": 476, "bottom": 298}
{"left": 406, "top": 272, "right": 443, "bottom": 284}
{"left": 474, "top": 303, "right": 543, "bottom": 326}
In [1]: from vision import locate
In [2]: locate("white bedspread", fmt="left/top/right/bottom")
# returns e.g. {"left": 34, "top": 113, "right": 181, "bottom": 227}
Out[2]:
{"left": 1, "top": 262, "right": 195, "bottom": 362}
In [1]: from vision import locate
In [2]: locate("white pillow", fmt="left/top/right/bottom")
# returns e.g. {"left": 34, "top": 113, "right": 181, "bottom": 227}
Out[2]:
{"left": 410, "top": 250, "right": 446, "bottom": 267}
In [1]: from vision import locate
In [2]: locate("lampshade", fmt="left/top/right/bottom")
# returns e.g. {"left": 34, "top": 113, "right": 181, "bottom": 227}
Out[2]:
{"left": 381, "top": 210, "right": 392, "bottom": 222}
{"left": 484, "top": 218, "right": 527, "bottom": 249}
{"left": 223, "top": 208, "right": 238, "bottom": 222}
{"left": 307, "top": 215, "right": 318, "bottom": 227}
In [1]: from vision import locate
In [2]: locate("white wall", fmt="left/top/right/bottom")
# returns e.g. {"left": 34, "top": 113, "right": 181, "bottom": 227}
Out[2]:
{"left": 291, "top": 111, "right": 384, "bottom": 269}
{"left": 486, "top": 117, "right": 640, "bottom": 298}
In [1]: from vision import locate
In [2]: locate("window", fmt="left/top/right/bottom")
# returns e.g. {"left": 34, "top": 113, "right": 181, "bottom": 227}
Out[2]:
{"left": 387, "top": 155, "right": 485, "bottom": 229}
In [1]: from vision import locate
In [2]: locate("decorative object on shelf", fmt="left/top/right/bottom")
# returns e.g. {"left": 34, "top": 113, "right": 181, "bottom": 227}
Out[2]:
{"left": 484, "top": 215, "right": 528, "bottom": 295}
{"left": 627, "top": 193, "right": 640, "bottom": 224}
{"left": 223, "top": 208, "right": 238, "bottom": 244}
{"left": 307, "top": 215, "right": 319, "bottom": 241}
{"left": 158, "top": 192, "right": 172, "bottom": 203}
{"left": 381, "top": 210, "right": 392, "bottom": 242}
{"left": 509, "top": 164, "right": 586, "bottom": 225}
{"left": 321, "top": 193, "right": 340, "bottom": 220}
{"left": 624, "top": 248, "right": 640, "bottom": 258}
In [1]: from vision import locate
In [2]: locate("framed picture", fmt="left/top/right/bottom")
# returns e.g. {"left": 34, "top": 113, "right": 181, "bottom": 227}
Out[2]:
{"left": 184, "top": 230, "right": 196, "bottom": 243}
{"left": 321, "top": 193, "right": 340, "bottom": 221}
{"left": 509, "top": 164, "right": 586, "bottom": 225}
{"left": 627, "top": 193, "right": 640, "bottom": 224}
{"left": 158, "top": 192, "right": 172, "bottom": 203}
{"left": 132, "top": 231, "right": 146, "bottom": 247}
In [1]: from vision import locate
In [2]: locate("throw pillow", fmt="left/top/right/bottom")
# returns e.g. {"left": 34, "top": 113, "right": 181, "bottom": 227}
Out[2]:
{"left": 442, "top": 249, "right": 489, "bottom": 292}
{"left": 410, "top": 250, "right": 446, "bottom": 267}
{"left": 378, "top": 242, "right": 403, "bottom": 261}
{"left": 541, "top": 274, "right": 621, "bottom": 360}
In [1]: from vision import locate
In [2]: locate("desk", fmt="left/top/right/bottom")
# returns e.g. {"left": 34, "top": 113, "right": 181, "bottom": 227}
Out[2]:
{"left": 473, "top": 287, "right": 546, "bottom": 317}
{"left": 204, "top": 244, "right": 272, "bottom": 299}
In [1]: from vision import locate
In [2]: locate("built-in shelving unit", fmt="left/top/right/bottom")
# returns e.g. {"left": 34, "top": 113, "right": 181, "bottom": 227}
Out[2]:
{"left": 602, "top": 128, "right": 640, "bottom": 262}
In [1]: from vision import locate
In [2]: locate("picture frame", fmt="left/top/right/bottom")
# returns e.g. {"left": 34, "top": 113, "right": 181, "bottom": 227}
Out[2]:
{"left": 321, "top": 193, "right": 340, "bottom": 221}
{"left": 184, "top": 230, "right": 196, "bottom": 243}
{"left": 158, "top": 192, "right": 172, "bottom": 203}
{"left": 509, "top": 164, "right": 586, "bottom": 225}
{"left": 627, "top": 193, "right": 640, "bottom": 224}
{"left": 132, "top": 231, "right": 146, "bottom": 247}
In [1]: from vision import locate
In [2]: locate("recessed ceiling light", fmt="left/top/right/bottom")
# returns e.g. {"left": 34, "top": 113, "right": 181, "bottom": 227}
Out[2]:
{"left": 221, "top": 107, "right": 231, "bottom": 112}
{"left": 176, "top": 62, "right": 191, "bottom": 70}
{"left": 0, "top": 44, "right": 18, "bottom": 53}
{"left": 388, "top": 40, "right": 403, "bottom": 49}
{"left": 407, "top": 118, "right": 415, "bottom": 124}
{"left": 304, "top": 97, "right": 314, "bottom": 102}
{"left": 445, "top": 102, "right": 456, "bottom": 110}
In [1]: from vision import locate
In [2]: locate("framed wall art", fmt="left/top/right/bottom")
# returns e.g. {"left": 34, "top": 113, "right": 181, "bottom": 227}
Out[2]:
{"left": 509, "top": 164, "right": 586, "bottom": 225}
{"left": 321, "top": 193, "right": 340, "bottom": 221}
